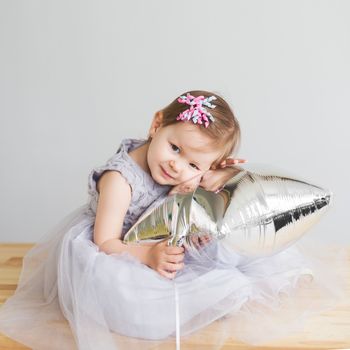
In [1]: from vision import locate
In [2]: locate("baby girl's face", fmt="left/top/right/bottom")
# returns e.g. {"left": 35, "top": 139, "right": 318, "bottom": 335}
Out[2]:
{"left": 147, "top": 122, "right": 222, "bottom": 186}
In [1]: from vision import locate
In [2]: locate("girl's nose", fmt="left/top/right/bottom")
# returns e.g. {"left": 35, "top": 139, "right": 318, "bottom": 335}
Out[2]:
{"left": 169, "top": 160, "right": 179, "bottom": 172}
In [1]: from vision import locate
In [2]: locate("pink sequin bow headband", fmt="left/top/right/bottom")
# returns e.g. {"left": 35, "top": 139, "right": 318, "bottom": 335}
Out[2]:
{"left": 176, "top": 93, "right": 217, "bottom": 128}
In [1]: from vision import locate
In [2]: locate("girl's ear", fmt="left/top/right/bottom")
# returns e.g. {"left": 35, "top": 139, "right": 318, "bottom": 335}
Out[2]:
{"left": 148, "top": 111, "right": 164, "bottom": 138}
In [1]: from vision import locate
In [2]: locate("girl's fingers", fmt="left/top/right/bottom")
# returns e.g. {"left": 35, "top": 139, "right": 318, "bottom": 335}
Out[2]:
{"left": 198, "top": 235, "right": 212, "bottom": 246}
{"left": 201, "top": 235, "right": 212, "bottom": 242}
{"left": 210, "top": 158, "right": 247, "bottom": 170}
{"left": 167, "top": 254, "right": 184, "bottom": 264}
{"left": 220, "top": 158, "right": 247, "bottom": 168}
{"left": 227, "top": 158, "right": 247, "bottom": 163}
{"left": 165, "top": 245, "right": 185, "bottom": 254}
{"left": 189, "top": 234, "right": 213, "bottom": 248}
{"left": 190, "top": 235, "right": 201, "bottom": 248}
{"left": 159, "top": 269, "right": 177, "bottom": 280}
{"left": 164, "top": 262, "right": 184, "bottom": 272}
{"left": 169, "top": 175, "right": 202, "bottom": 195}
{"left": 214, "top": 186, "right": 224, "bottom": 194}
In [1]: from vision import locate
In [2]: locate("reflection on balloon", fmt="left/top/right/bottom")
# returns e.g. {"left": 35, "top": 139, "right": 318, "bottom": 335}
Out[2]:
{"left": 124, "top": 165, "right": 331, "bottom": 257}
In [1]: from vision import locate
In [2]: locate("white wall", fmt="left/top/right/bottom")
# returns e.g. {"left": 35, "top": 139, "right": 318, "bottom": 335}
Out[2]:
{"left": 0, "top": 0, "right": 349, "bottom": 243}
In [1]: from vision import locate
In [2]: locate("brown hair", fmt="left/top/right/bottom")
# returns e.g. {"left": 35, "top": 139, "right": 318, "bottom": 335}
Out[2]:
{"left": 158, "top": 90, "right": 241, "bottom": 166}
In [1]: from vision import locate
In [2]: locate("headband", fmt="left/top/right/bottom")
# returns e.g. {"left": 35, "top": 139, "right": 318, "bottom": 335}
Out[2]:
{"left": 176, "top": 93, "right": 217, "bottom": 128}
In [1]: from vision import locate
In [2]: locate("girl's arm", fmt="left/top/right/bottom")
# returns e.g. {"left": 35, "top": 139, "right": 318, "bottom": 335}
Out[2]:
{"left": 93, "top": 171, "right": 184, "bottom": 279}
{"left": 168, "top": 159, "right": 246, "bottom": 195}
{"left": 199, "top": 158, "right": 247, "bottom": 192}
{"left": 199, "top": 166, "right": 242, "bottom": 193}
{"left": 93, "top": 170, "right": 150, "bottom": 263}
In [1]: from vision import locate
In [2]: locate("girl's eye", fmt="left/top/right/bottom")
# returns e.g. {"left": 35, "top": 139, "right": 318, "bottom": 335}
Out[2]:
{"left": 170, "top": 143, "right": 180, "bottom": 153}
{"left": 190, "top": 163, "right": 200, "bottom": 170}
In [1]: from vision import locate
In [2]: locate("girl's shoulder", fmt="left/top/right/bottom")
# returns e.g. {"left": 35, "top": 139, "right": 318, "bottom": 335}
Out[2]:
{"left": 96, "top": 169, "right": 131, "bottom": 195}
{"left": 87, "top": 138, "right": 169, "bottom": 199}
{"left": 87, "top": 139, "right": 145, "bottom": 196}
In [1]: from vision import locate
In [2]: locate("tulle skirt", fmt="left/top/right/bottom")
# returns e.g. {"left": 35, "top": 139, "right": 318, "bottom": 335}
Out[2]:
{"left": 0, "top": 203, "right": 348, "bottom": 350}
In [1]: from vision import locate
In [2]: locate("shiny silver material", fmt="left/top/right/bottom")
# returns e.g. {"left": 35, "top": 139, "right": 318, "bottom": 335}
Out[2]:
{"left": 123, "top": 165, "right": 332, "bottom": 257}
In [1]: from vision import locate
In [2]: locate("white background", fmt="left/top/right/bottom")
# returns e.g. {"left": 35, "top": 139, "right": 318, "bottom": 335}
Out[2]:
{"left": 0, "top": 0, "right": 349, "bottom": 243}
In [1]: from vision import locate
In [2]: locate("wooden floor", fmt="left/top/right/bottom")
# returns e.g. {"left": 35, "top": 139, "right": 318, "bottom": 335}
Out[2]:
{"left": 0, "top": 243, "right": 349, "bottom": 350}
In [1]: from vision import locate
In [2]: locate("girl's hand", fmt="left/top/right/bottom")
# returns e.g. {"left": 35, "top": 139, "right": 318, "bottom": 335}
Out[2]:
{"left": 146, "top": 240, "right": 185, "bottom": 279}
{"left": 186, "top": 234, "right": 212, "bottom": 250}
{"left": 168, "top": 158, "right": 246, "bottom": 196}
{"left": 168, "top": 174, "right": 202, "bottom": 196}
{"left": 199, "top": 167, "right": 239, "bottom": 193}
{"left": 200, "top": 158, "right": 247, "bottom": 193}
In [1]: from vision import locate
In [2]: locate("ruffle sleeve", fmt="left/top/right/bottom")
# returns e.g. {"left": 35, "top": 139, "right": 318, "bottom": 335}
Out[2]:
{"left": 87, "top": 145, "right": 134, "bottom": 197}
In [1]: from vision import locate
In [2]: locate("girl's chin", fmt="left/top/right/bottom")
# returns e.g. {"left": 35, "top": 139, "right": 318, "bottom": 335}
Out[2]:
{"left": 156, "top": 176, "right": 173, "bottom": 186}
{"left": 150, "top": 170, "right": 172, "bottom": 186}
{"left": 151, "top": 166, "right": 174, "bottom": 185}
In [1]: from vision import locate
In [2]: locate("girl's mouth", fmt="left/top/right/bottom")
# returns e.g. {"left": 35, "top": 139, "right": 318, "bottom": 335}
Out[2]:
{"left": 160, "top": 166, "right": 174, "bottom": 179}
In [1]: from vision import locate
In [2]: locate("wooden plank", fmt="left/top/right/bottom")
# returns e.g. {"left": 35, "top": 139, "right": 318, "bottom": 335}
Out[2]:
{"left": 0, "top": 244, "right": 349, "bottom": 349}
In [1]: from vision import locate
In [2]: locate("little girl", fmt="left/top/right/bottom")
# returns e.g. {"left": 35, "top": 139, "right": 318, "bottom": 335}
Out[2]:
{"left": 0, "top": 91, "right": 346, "bottom": 350}
{"left": 92, "top": 91, "right": 243, "bottom": 280}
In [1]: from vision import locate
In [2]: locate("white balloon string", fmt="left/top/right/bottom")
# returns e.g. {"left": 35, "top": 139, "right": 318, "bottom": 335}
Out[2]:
{"left": 174, "top": 280, "right": 180, "bottom": 350}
